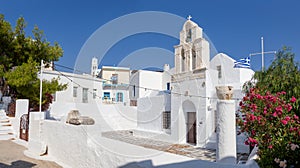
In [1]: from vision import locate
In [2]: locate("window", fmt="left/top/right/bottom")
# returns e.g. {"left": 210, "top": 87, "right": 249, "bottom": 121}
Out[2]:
{"left": 217, "top": 65, "right": 222, "bottom": 79}
{"left": 162, "top": 111, "right": 171, "bottom": 130}
{"left": 192, "top": 49, "right": 196, "bottom": 70}
{"left": 166, "top": 83, "right": 170, "bottom": 91}
{"left": 186, "top": 29, "right": 192, "bottom": 42}
{"left": 133, "top": 85, "right": 136, "bottom": 97}
{"left": 181, "top": 49, "right": 185, "bottom": 72}
{"left": 93, "top": 89, "right": 97, "bottom": 99}
{"left": 82, "top": 88, "right": 88, "bottom": 103}
{"left": 103, "top": 92, "right": 110, "bottom": 100}
{"left": 116, "top": 92, "right": 123, "bottom": 102}
{"left": 73, "top": 87, "right": 78, "bottom": 97}
{"left": 111, "top": 74, "right": 118, "bottom": 84}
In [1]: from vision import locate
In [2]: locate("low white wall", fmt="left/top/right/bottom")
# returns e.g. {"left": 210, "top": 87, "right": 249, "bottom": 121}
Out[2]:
{"left": 40, "top": 120, "right": 259, "bottom": 168}
{"left": 41, "top": 120, "right": 194, "bottom": 168}
{"left": 11, "top": 99, "right": 29, "bottom": 139}
{"left": 15, "top": 99, "right": 29, "bottom": 119}
{"left": 28, "top": 112, "right": 47, "bottom": 155}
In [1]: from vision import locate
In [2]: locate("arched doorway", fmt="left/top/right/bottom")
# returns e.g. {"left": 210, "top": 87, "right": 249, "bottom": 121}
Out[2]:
{"left": 183, "top": 100, "right": 197, "bottom": 144}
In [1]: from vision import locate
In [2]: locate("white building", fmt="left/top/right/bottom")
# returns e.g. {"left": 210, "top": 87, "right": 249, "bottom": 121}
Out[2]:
{"left": 134, "top": 18, "right": 254, "bottom": 147}
{"left": 43, "top": 70, "right": 103, "bottom": 104}
{"left": 42, "top": 69, "right": 103, "bottom": 119}
{"left": 99, "top": 65, "right": 130, "bottom": 104}
{"left": 129, "top": 64, "right": 172, "bottom": 106}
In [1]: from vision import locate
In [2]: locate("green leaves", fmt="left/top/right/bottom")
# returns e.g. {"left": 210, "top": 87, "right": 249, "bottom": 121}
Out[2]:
{"left": 240, "top": 46, "right": 300, "bottom": 167}
{"left": 253, "top": 46, "right": 300, "bottom": 116}
{"left": 4, "top": 57, "right": 38, "bottom": 87}
{"left": 0, "top": 14, "right": 65, "bottom": 110}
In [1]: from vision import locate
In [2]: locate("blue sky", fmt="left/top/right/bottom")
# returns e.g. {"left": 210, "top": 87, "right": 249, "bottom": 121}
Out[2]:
{"left": 1, "top": 0, "right": 300, "bottom": 72}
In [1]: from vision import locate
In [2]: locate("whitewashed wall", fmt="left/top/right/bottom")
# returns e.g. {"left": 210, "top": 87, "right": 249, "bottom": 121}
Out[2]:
{"left": 33, "top": 120, "right": 258, "bottom": 168}
{"left": 210, "top": 53, "right": 254, "bottom": 89}
{"left": 171, "top": 75, "right": 213, "bottom": 147}
{"left": 101, "top": 66, "right": 130, "bottom": 85}
{"left": 129, "top": 70, "right": 163, "bottom": 101}
{"left": 42, "top": 70, "right": 103, "bottom": 104}
{"left": 137, "top": 94, "right": 170, "bottom": 132}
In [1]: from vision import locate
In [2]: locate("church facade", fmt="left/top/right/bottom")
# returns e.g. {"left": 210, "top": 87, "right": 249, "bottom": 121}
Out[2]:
{"left": 134, "top": 18, "right": 254, "bottom": 147}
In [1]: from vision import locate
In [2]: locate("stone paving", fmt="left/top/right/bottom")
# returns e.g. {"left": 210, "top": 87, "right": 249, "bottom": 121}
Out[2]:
{"left": 0, "top": 140, "right": 62, "bottom": 168}
{"left": 102, "top": 130, "right": 216, "bottom": 162}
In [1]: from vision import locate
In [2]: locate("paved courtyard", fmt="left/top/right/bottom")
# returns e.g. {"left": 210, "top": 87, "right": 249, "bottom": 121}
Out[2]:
{"left": 102, "top": 130, "right": 216, "bottom": 162}
{"left": 0, "top": 140, "right": 62, "bottom": 168}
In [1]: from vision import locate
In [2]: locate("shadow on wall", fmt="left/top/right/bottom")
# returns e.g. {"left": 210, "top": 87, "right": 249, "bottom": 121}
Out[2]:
{"left": 119, "top": 158, "right": 257, "bottom": 168}
{"left": 0, "top": 160, "right": 37, "bottom": 168}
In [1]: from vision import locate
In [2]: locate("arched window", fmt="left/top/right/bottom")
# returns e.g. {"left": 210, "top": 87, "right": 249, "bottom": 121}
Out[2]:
{"left": 192, "top": 48, "right": 196, "bottom": 70}
{"left": 186, "top": 29, "right": 192, "bottom": 42}
{"left": 181, "top": 48, "right": 185, "bottom": 72}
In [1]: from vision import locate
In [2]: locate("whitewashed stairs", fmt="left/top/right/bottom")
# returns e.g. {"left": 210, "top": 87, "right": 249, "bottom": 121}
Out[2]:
{"left": 0, "top": 109, "right": 15, "bottom": 140}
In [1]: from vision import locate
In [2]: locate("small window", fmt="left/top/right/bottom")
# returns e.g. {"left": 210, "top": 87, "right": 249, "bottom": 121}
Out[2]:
{"left": 133, "top": 85, "right": 136, "bottom": 97}
{"left": 111, "top": 74, "right": 118, "bottom": 84}
{"left": 166, "top": 83, "right": 170, "bottom": 91}
{"left": 162, "top": 111, "right": 171, "bottom": 130}
{"left": 93, "top": 89, "right": 97, "bottom": 99}
{"left": 73, "top": 87, "right": 78, "bottom": 97}
{"left": 82, "top": 88, "right": 88, "bottom": 103}
{"left": 186, "top": 29, "right": 192, "bottom": 42}
{"left": 103, "top": 92, "right": 110, "bottom": 100}
{"left": 181, "top": 49, "right": 185, "bottom": 72}
{"left": 217, "top": 65, "right": 222, "bottom": 79}
{"left": 116, "top": 92, "right": 123, "bottom": 102}
{"left": 192, "top": 49, "right": 196, "bottom": 70}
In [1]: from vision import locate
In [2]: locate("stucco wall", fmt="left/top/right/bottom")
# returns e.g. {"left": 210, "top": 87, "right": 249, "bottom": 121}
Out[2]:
{"left": 210, "top": 53, "right": 254, "bottom": 89}
{"left": 42, "top": 70, "right": 103, "bottom": 104}
{"left": 170, "top": 75, "right": 214, "bottom": 147}
{"left": 137, "top": 94, "right": 170, "bottom": 132}
{"left": 41, "top": 120, "right": 197, "bottom": 168}
{"left": 101, "top": 67, "right": 130, "bottom": 85}
{"left": 38, "top": 120, "right": 258, "bottom": 168}
{"left": 129, "top": 70, "right": 164, "bottom": 102}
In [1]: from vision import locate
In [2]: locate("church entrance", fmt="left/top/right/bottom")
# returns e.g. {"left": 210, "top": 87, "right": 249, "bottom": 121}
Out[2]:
{"left": 187, "top": 112, "right": 196, "bottom": 144}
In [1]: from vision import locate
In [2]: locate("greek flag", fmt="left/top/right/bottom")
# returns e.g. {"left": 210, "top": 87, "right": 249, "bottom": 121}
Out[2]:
{"left": 234, "top": 57, "right": 251, "bottom": 68}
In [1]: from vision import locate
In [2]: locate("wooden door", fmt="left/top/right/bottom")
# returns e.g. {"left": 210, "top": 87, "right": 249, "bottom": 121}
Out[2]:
{"left": 187, "top": 112, "right": 196, "bottom": 144}
{"left": 19, "top": 114, "right": 29, "bottom": 141}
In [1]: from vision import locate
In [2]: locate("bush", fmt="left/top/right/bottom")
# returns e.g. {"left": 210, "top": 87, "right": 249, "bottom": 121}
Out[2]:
{"left": 237, "top": 88, "right": 300, "bottom": 168}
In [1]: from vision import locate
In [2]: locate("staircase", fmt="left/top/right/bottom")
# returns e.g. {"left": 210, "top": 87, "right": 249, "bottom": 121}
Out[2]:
{"left": 0, "top": 109, "right": 15, "bottom": 140}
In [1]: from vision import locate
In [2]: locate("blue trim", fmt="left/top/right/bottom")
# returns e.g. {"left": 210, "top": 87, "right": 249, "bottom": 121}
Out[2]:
{"left": 103, "top": 92, "right": 110, "bottom": 100}
{"left": 116, "top": 92, "right": 123, "bottom": 102}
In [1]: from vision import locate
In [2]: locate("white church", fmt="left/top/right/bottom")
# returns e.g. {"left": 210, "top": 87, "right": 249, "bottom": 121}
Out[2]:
{"left": 133, "top": 17, "right": 254, "bottom": 148}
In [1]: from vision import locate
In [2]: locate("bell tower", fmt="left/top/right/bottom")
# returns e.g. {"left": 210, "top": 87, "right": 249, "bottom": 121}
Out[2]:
{"left": 174, "top": 16, "right": 210, "bottom": 74}
{"left": 91, "top": 57, "right": 98, "bottom": 76}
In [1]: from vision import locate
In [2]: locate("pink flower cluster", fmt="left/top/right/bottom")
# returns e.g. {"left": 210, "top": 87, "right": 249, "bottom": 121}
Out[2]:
{"left": 238, "top": 89, "right": 300, "bottom": 149}
{"left": 245, "top": 137, "right": 258, "bottom": 146}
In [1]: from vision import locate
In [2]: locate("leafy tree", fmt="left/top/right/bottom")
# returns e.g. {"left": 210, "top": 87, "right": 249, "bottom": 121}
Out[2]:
{"left": 240, "top": 46, "right": 300, "bottom": 167}
{"left": 246, "top": 46, "right": 300, "bottom": 116}
{"left": 0, "top": 14, "right": 66, "bottom": 111}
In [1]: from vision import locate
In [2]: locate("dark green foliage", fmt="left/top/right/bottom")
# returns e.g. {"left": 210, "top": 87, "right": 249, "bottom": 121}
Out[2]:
{"left": 253, "top": 46, "right": 300, "bottom": 116}
{"left": 0, "top": 14, "right": 66, "bottom": 110}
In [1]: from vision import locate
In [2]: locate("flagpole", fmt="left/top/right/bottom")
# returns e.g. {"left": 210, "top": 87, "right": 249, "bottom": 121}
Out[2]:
{"left": 261, "top": 37, "right": 264, "bottom": 71}
{"left": 249, "top": 37, "right": 276, "bottom": 71}
{"left": 39, "top": 60, "right": 43, "bottom": 112}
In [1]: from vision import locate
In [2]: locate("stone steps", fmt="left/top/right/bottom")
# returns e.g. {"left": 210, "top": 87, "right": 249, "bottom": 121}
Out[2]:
{"left": 0, "top": 110, "right": 16, "bottom": 140}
